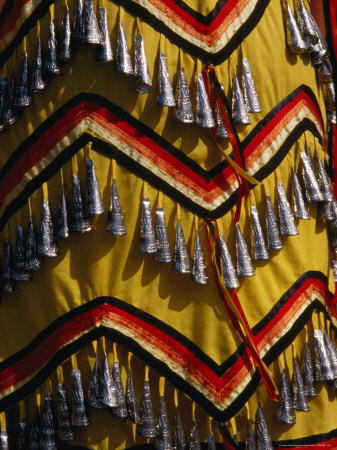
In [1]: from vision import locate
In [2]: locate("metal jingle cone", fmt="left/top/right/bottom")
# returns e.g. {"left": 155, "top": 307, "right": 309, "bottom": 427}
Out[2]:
{"left": 255, "top": 404, "right": 273, "bottom": 450}
{"left": 155, "top": 396, "right": 172, "bottom": 450}
{"left": 16, "top": 418, "right": 28, "bottom": 449}
{"left": 242, "top": 57, "right": 261, "bottom": 113}
{"left": 292, "top": 169, "right": 310, "bottom": 219}
{"left": 232, "top": 74, "right": 250, "bottom": 125}
{"left": 292, "top": 357, "right": 309, "bottom": 411}
{"left": 215, "top": 82, "right": 228, "bottom": 138}
{"left": 195, "top": 74, "right": 215, "bottom": 128}
{"left": 236, "top": 223, "right": 255, "bottom": 277}
{"left": 60, "top": 5, "right": 72, "bottom": 64}
{"left": 57, "top": 384, "right": 75, "bottom": 441}
{"left": 107, "top": 179, "right": 126, "bottom": 235}
{"left": 72, "top": 369, "right": 90, "bottom": 427}
{"left": 13, "top": 226, "right": 31, "bottom": 283}
{"left": 317, "top": 59, "right": 333, "bottom": 83}
{"left": 137, "top": 379, "right": 157, "bottom": 438}
{"left": 71, "top": 175, "right": 91, "bottom": 233}
{"left": 126, "top": 370, "right": 140, "bottom": 424}
{"left": 301, "top": 152, "right": 324, "bottom": 202}
{"left": 188, "top": 421, "right": 201, "bottom": 450}
{"left": 307, "top": 11, "right": 329, "bottom": 64}
{"left": 251, "top": 205, "right": 269, "bottom": 260}
{"left": 0, "top": 431, "right": 8, "bottom": 450}
{"left": 115, "top": 21, "right": 133, "bottom": 75}
{"left": 3, "top": 238, "right": 15, "bottom": 294}
{"left": 41, "top": 393, "right": 57, "bottom": 450}
{"left": 296, "top": 0, "right": 318, "bottom": 45}
{"left": 83, "top": 0, "right": 101, "bottom": 45}
{"left": 141, "top": 197, "right": 157, "bottom": 253}
{"left": 314, "top": 329, "right": 335, "bottom": 381}
{"left": 0, "top": 77, "right": 7, "bottom": 131}
{"left": 246, "top": 420, "right": 257, "bottom": 450}
{"left": 100, "top": 353, "right": 119, "bottom": 408}
{"left": 134, "top": 34, "right": 152, "bottom": 93}
{"left": 322, "top": 201, "right": 336, "bottom": 222}
{"left": 328, "top": 110, "right": 337, "bottom": 126}
{"left": 303, "top": 342, "right": 316, "bottom": 397}
{"left": 278, "top": 369, "right": 295, "bottom": 424}
{"left": 175, "top": 67, "right": 194, "bottom": 123}
{"left": 174, "top": 219, "right": 191, "bottom": 274}
{"left": 86, "top": 159, "right": 104, "bottom": 216}
{"left": 322, "top": 82, "right": 335, "bottom": 111}
{"left": 285, "top": 2, "right": 307, "bottom": 53}
{"left": 26, "top": 217, "right": 41, "bottom": 270}
{"left": 314, "top": 345, "right": 324, "bottom": 382}
{"left": 4, "top": 74, "right": 16, "bottom": 126}
{"left": 155, "top": 207, "right": 172, "bottom": 263}
{"left": 317, "top": 156, "right": 334, "bottom": 203}
{"left": 277, "top": 183, "right": 298, "bottom": 236}
{"left": 45, "top": 19, "right": 61, "bottom": 75}
{"left": 219, "top": 233, "right": 239, "bottom": 289}
{"left": 88, "top": 354, "right": 102, "bottom": 409}
{"left": 97, "top": 8, "right": 113, "bottom": 63}
{"left": 158, "top": 52, "right": 175, "bottom": 107}
{"left": 16, "top": 53, "right": 31, "bottom": 107}
{"left": 57, "top": 185, "right": 69, "bottom": 239}
{"left": 29, "top": 406, "right": 41, "bottom": 449}
{"left": 111, "top": 360, "right": 128, "bottom": 418}
{"left": 39, "top": 200, "right": 58, "bottom": 257}
{"left": 172, "top": 409, "right": 185, "bottom": 450}
{"left": 73, "top": 0, "right": 84, "bottom": 41}
{"left": 324, "top": 332, "right": 337, "bottom": 377}
{"left": 31, "top": 37, "right": 45, "bottom": 93}
{"left": 332, "top": 258, "right": 337, "bottom": 282}
{"left": 192, "top": 229, "right": 208, "bottom": 284}
{"left": 207, "top": 434, "right": 216, "bottom": 450}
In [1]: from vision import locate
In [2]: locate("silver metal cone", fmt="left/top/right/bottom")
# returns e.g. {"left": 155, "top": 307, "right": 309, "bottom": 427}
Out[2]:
{"left": 314, "top": 345, "right": 324, "bottom": 382}
{"left": 39, "top": 200, "right": 58, "bottom": 257}
{"left": 174, "top": 219, "right": 191, "bottom": 273}
{"left": 255, "top": 404, "right": 273, "bottom": 450}
{"left": 100, "top": 353, "right": 119, "bottom": 407}
{"left": 137, "top": 379, "right": 157, "bottom": 438}
{"left": 332, "top": 258, "right": 337, "bottom": 282}
{"left": 45, "top": 19, "right": 61, "bottom": 75}
{"left": 292, "top": 357, "right": 309, "bottom": 411}
{"left": 57, "top": 185, "right": 69, "bottom": 239}
{"left": 26, "top": 217, "right": 41, "bottom": 271}
{"left": 286, "top": 2, "right": 307, "bottom": 53}
{"left": 317, "top": 59, "right": 333, "bottom": 83}
{"left": 115, "top": 21, "right": 133, "bottom": 75}
{"left": 322, "top": 201, "right": 336, "bottom": 222}
{"left": 195, "top": 74, "right": 215, "bottom": 128}
{"left": 13, "top": 226, "right": 31, "bottom": 283}
{"left": 317, "top": 156, "right": 334, "bottom": 203}
{"left": 73, "top": 0, "right": 84, "bottom": 40}
{"left": 303, "top": 342, "right": 316, "bottom": 397}
{"left": 279, "top": 369, "right": 295, "bottom": 423}
{"left": 301, "top": 152, "right": 324, "bottom": 202}
{"left": 242, "top": 58, "right": 261, "bottom": 113}
{"left": 107, "top": 179, "right": 126, "bottom": 235}
{"left": 292, "top": 169, "right": 310, "bottom": 219}
{"left": 16, "top": 418, "right": 28, "bottom": 449}
{"left": 328, "top": 110, "right": 337, "bottom": 126}
{"left": 71, "top": 175, "right": 91, "bottom": 233}
{"left": 219, "top": 233, "right": 239, "bottom": 288}
{"left": 207, "top": 434, "right": 216, "bottom": 450}
{"left": 246, "top": 420, "right": 257, "bottom": 450}
{"left": 88, "top": 354, "right": 102, "bottom": 409}
{"left": 0, "top": 431, "right": 8, "bottom": 450}
{"left": 134, "top": 34, "right": 152, "bottom": 93}
{"left": 111, "top": 360, "right": 128, "bottom": 418}
{"left": 41, "top": 393, "right": 57, "bottom": 450}
{"left": 251, "top": 205, "right": 269, "bottom": 260}
{"left": 141, "top": 197, "right": 157, "bottom": 253}
{"left": 126, "top": 370, "right": 140, "bottom": 424}
{"left": 72, "top": 369, "right": 90, "bottom": 427}
{"left": 155, "top": 207, "right": 172, "bottom": 263}
{"left": 3, "top": 238, "right": 15, "bottom": 294}
{"left": 31, "top": 37, "right": 45, "bottom": 93}
{"left": 330, "top": 222, "right": 337, "bottom": 253}
{"left": 60, "top": 6, "right": 72, "bottom": 63}
{"left": 172, "top": 409, "right": 185, "bottom": 450}
{"left": 324, "top": 332, "right": 337, "bottom": 377}
{"left": 176, "top": 67, "right": 194, "bottom": 123}
{"left": 314, "top": 329, "right": 335, "bottom": 381}
{"left": 86, "top": 159, "right": 104, "bottom": 215}
{"left": 277, "top": 183, "right": 299, "bottom": 236}
{"left": 4, "top": 74, "right": 16, "bottom": 126}
{"left": 155, "top": 396, "right": 172, "bottom": 450}
{"left": 322, "top": 82, "right": 335, "bottom": 110}
{"left": 232, "top": 74, "right": 250, "bottom": 125}
{"left": 0, "top": 77, "right": 6, "bottom": 131}
{"left": 83, "top": 0, "right": 101, "bottom": 45}
{"left": 158, "top": 52, "right": 175, "bottom": 107}
{"left": 188, "top": 421, "right": 201, "bottom": 450}
{"left": 236, "top": 223, "right": 255, "bottom": 277}
{"left": 192, "top": 229, "right": 208, "bottom": 284}
{"left": 307, "top": 11, "right": 329, "bottom": 64}
{"left": 57, "top": 384, "right": 75, "bottom": 441}
{"left": 296, "top": 0, "right": 318, "bottom": 44}
{"left": 16, "top": 53, "right": 31, "bottom": 107}
{"left": 215, "top": 83, "right": 228, "bottom": 138}
{"left": 29, "top": 406, "right": 41, "bottom": 450}
{"left": 97, "top": 8, "right": 113, "bottom": 63}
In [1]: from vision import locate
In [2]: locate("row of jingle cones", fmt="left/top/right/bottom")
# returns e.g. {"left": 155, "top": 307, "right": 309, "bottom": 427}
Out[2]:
{"left": 0, "top": 0, "right": 261, "bottom": 133}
